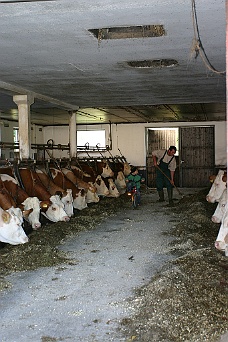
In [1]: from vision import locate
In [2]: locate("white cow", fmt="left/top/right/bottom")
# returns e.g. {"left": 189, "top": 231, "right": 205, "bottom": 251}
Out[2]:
{"left": 215, "top": 203, "right": 228, "bottom": 256}
{"left": 206, "top": 170, "right": 227, "bottom": 203}
{"left": 211, "top": 188, "right": 227, "bottom": 223}
{"left": 42, "top": 195, "right": 70, "bottom": 222}
{"left": 0, "top": 207, "right": 28, "bottom": 245}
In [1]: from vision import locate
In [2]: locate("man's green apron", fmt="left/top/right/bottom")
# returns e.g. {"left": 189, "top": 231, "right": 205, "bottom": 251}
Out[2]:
{"left": 156, "top": 150, "right": 174, "bottom": 191}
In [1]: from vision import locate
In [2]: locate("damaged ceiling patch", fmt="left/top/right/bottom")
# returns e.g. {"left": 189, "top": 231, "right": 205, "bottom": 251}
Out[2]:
{"left": 126, "top": 59, "right": 178, "bottom": 68}
{"left": 89, "top": 25, "right": 166, "bottom": 40}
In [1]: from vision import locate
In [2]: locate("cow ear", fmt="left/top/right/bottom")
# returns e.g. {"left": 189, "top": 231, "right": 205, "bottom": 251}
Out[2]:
{"left": 55, "top": 191, "right": 63, "bottom": 198}
{"left": 2, "top": 211, "right": 11, "bottom": 224}
{"left": 23, "top": 208, "right": 33, "bottom": 218}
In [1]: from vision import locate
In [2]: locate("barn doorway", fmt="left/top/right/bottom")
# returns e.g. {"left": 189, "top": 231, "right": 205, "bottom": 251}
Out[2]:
{"left": 146, "top": 126, "right": 215, "bottom": 188}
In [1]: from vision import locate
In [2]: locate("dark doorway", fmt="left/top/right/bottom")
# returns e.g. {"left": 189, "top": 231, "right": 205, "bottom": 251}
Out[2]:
{"left": 146, "top": 128, "right": 179, "bottom": 188}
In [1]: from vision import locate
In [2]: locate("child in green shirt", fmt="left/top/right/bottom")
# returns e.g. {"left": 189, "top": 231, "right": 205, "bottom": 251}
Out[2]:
{"left": 126, "top": 167, "right": 144, "bottom": 204}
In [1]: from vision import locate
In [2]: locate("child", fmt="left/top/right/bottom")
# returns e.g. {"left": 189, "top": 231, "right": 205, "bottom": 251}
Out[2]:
{"left": 126, "top": 167, "right": 145, "bottom": 204}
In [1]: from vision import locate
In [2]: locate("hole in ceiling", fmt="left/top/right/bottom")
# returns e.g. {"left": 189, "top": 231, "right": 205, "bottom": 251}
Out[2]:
{"left": 89, "top": 25, "right": 166, "bottom": 40}
{"left": 126, "top": 59, "right": 178, "bottom": 68}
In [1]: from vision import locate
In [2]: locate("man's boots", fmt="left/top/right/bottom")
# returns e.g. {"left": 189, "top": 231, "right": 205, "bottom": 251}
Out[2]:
{"left": 157, "top": 190, "right": 165, "bottom": 202}
{"left": 167, "top": 188, "right": 174, "bottom": 206}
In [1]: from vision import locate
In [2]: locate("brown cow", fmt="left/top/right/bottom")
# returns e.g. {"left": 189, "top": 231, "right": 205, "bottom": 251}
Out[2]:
{"left": 0, "top": 174, "right": 42, "bottom": 229}
{"left": 17, "top": 168, "right": 70, "bottom": 222}
{"left": 61, "top": 168, "right": 99, "bottom": 204}
{"left": 34, "top": 168, "right": 74, "bottom": 217}
{"left": 0, "top": 179, "right": 24, "bottom": 228}
{"left": 49, "top": 168, "right": 88, "bottom": 210}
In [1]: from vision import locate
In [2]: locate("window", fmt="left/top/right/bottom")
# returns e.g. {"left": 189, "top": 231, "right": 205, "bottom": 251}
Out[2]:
{"left": 13, "top": 127, "right": 19, "bottom": 152}
{"left": 77, "top": 130, "right": 106, "bottom": 149}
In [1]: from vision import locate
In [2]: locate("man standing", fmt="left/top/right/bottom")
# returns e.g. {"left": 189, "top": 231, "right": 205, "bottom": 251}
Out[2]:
{"left": 152, "top": 146, "right": 177, "bottom": 206}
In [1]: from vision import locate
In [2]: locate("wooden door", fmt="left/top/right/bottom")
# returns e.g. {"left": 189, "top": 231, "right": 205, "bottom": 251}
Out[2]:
{"left": 146, "top": 126, "right": 215, "bottom": 188}
{"left": 179, "top": 126, "right": 215, "bottom": 187}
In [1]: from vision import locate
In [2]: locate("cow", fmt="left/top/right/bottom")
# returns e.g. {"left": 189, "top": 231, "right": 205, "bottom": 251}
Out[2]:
{"left": 73, "top": 160, "right": 114, "bottom": 179}
{"left": 90, "top": 160, "right": 114, "bottom": 178}
{"left": 0, "top": 182, "right": 26, "bottom": 229}
{"left": 123, "top": 162, "right": 131, "bottom": 176}
{"left": 103, "top": 177, "right": 120, "bottom": 198}
{"left": 215, "top": 203, "right": 228, "bottom": 256}
{"left": 93, "top": 175, "right": 109, "bottom": 197}
{"left": 211, "top": 188, "right": 227, "bottom": 224}
{"left": 17, "top": 168, "right": 70, "bottom": 222}
{"left": 70, "top": 165, "right": 112, "bottom": 197}
{"left": 206, "top": 170, "right": 227, "bottom": 203}
{"left": 71, "top": 164, "right": 97, "bottom": 183}
{"left": 49, "top": 168, "right": 88, "bottom": 210}
{"left": 61, "top": 168, "right": 99, "bottom": 204}
{"left": 34, "top": 168, "right": 74, "bottom": 217}
{"left": 0, "top": 206, "right": 28, "bottom": 245}
{"left": 114, "top": 170, "right": 127, "bottom": 195}
{"left": 0, "top": 174, "right": 42, "bottom": 229}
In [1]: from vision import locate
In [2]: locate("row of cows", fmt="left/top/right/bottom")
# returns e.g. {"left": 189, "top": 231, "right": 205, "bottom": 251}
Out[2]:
{"left": 206, "top": 169, "right": 228, "bottom": 257}
{"left": 1, "top": 158, "right": 227, "bottom": 258}
{"left": 0, "top": 159, "right": 132, "bottom": 245}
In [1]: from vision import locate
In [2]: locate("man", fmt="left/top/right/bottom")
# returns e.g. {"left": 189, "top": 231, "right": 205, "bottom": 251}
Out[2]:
{"left": 152, "top": 146, "right": 177, "bottom": 206}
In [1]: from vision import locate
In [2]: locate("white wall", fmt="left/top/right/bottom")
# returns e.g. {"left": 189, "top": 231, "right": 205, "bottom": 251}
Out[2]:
{"left": 43, "top": 121, "right": 227, "bottom": 167}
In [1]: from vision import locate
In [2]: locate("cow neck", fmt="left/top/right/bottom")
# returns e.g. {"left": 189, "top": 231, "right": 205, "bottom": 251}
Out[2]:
{"left": 36, "top": 169, "right": 52, "bottom": 193}
{"left": 6, "top": 180, "right": 20, "bottom": 204}
{"left": 58, "top": 170, "right": 66, "bottom": 190}
{"left": 0, "top": 183, "right": 16, "bottom": 208}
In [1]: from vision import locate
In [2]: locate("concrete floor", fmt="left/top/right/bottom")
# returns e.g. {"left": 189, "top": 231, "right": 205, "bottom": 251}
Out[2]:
{"left": 0, "top": 188, "right": 227, "bottom": 342}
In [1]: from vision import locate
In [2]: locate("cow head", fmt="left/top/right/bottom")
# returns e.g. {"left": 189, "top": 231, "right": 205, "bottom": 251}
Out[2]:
{"left": 21, "top": 196, "right": 41, "bottom": 230}
{"left": 94, "top": 175, "right": 109, "bottom": 197}
{"left": 206, "top": 170, "right": 227, "bottom": 203}
{"left": 73, "top": 189, "right": 87, "bottom": 210}
{"left": 115, "top": 171, "right": 127, "bottom": 194}
{"left": 211, "top": 188, "right": 227, "bottom": 224}
{"left": 101, "top": 163, "right": 114, "bottom": 178}
{"left": 86, "top": 188, "right": 100, "bottom": 203}
{"left": 0, "top": 207, "right": 28, "bottom": 245}
{"left": 123, "top": 162, "right": 131, "bottom": 176}
{"left": 60, "top": 189, "right": 74, "bottom": 217}
{"left": 107, "top": 178, "right": 120, "bottom": 198}
{"left": 41, "top": 195, "right": 70, "bottom": 222}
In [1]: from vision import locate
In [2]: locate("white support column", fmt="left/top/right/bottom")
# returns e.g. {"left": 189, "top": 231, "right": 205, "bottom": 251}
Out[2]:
{"left": 13, "top": 94, "right": 34, "bottom": 160}
{"left": 69, "top": 110, "right": 77, "bottom": 158}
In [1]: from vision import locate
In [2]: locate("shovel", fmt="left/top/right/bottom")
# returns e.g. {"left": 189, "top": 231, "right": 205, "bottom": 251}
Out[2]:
{"left": 155, "top": 165, "right": 184, "bottom": 198}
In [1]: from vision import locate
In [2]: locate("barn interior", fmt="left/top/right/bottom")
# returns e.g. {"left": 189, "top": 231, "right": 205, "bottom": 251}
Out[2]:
{"left": 0, "top": 0, "right": 226, "bottom": 187}
{"left": 1, "top": 3, "right": 228, "bottom": 342}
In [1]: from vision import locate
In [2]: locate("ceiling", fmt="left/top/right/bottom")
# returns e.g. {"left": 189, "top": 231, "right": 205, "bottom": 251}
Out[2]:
{"left": 0, "top": 0, "right": 226, "bottom": 126}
